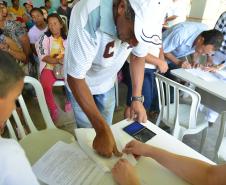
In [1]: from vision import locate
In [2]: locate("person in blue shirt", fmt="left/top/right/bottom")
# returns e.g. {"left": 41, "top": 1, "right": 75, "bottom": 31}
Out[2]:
{"left": 162, "top": 22, "right": 223, "bottom": 71}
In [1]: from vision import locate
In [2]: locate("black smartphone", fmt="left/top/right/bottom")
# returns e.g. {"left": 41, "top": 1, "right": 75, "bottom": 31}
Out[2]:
{"left": 123, "top": 121, "right": 156, "bottom": 143}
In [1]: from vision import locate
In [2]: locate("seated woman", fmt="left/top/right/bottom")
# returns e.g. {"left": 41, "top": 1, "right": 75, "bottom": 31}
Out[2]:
{"left": 0, "top": 50, "right": 39, "bottom": 184}
{"left": 36, "top": 13, "right": 71, "bottom": 123}
{"left": 0, "top": 28, "right": 26, "bottom": 61}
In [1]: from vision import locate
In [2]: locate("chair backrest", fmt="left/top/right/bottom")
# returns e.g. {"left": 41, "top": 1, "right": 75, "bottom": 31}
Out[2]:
{"left": 59, "top": 14, "right": 68, "bottom": 31}
{"left": 214, "top": 111, "right": 226, "bottom": 161}
{"left": 155, "top": 73, "right": 201, "bottom": 129}
{"left": 6, "top": 76, "right": 56, "bottom": 141}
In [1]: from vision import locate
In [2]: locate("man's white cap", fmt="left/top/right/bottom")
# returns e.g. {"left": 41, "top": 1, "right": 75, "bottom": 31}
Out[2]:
{"left": 129, "top": 0, "right": 170, "bottom": 47}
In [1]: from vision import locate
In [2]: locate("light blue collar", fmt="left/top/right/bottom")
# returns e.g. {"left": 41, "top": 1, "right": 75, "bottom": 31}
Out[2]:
{"left": 100, "top": 0, "right": 117, "bottom": 37}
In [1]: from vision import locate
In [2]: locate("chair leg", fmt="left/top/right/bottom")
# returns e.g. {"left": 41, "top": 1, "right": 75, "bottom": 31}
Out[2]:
{"left": 199, "top": 127, "right": 208, "bottom": 153}
{"left": 115, "top": 80, "right": 119, "bottom": 108}
{"left": 172, "top": 127, "right": 184, "bottom": 141}
{"left": 156, "top": 115, "right": 161, "bottom": 126}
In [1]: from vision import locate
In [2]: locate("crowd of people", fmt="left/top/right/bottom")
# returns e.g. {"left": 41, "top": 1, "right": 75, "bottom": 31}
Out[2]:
{"left": 1, "top": 0, "right": 226, "bottom": 184}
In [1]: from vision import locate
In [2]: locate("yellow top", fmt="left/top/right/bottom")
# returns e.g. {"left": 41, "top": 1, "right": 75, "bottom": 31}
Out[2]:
{"left": 46, "top": 36, "right": 65, "bottom": 70}
{"left": 8, "top": 7, "right": 25, "bottom": 18}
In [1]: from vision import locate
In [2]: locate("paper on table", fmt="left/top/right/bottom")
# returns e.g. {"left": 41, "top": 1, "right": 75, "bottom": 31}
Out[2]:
{"left": 185, "top": 68, "right": 226, "bottom": 82}
{"left": 185, "top": 68, "right": 219, "bottom": 82}
{"left": 75, "top": 128, "right": 137, "bottom": 172}
{"left": 215, "top": 70, "right": 226, "bottom": 80}
{"left": 32, "top": 141, "right": 105, "bottom": 185}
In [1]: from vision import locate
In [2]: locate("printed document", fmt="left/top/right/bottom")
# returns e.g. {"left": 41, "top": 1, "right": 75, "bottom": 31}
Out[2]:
{"left": 32, "top": 141, "right": 105, "bottom": 185}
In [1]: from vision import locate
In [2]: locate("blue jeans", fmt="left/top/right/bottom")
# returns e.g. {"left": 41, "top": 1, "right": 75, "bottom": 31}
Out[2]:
{"left": 126, "top": 68, "right": 159, "bottom": 111}
{"left": 67, "top": 87, "right": 116, "bottom": 128}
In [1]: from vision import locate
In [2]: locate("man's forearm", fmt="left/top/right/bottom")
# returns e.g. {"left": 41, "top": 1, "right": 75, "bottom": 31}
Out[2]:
{"left": 67, "top": 75, "right": 107, "bottom": 133}
{"left": 146, "top": 145, "right": 215, "bottom": 185}
{"left": 129, "top": 54, "right": 145, "bottom": 96}
{"left": 164, "top": 52, "right": 180, "bottom": 66}
{"left": 145, "top": 54, "right": 161, "bottom": 66}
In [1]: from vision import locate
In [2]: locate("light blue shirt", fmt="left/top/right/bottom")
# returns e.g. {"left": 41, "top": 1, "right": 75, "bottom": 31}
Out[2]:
{"left": 163, "top": 22, "right": 208, "bottom": 58}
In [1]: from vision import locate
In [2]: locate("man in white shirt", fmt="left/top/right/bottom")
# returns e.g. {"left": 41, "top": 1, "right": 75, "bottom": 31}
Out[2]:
{"left": 0, "top": 50, "right": 39, "bottom": 185}
{"left": 65, "top": 0, "right": 170, "bottom": 157}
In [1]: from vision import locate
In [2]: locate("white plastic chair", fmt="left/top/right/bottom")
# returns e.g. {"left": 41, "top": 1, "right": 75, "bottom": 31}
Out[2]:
{"left": 53, "top": 80, "right": 65, "bottom": 87}
{"left": 214, "top": 111, "right": 226, "bottom": 163}
{"left": 6, "top": 76, "right": 75, "bottom": 165}
{"left": 115, "top": 78, "right": 119, "bottom": 108}
{"left": 155, "top": 73, "right": 208, "bottom": 151}
{"left": 59, "top": 14, "right": 68, "bottom": 31}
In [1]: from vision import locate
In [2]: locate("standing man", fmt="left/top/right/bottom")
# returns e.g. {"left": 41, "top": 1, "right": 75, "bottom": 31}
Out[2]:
{"left": 44, "top": 0, "right": 56, "bottom": 15}
{"left": 57, "top": 0, "right": 72, "bottom": 27}
{"left": 65, "top": 0, "right": 170, "bottom": 157}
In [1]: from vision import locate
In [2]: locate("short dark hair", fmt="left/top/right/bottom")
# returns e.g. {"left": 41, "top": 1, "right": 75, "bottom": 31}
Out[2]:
{"left": 11, "top": 0, "right": 18, "bottom": 3}
{"left": 0, "top": 51, "right": 25, "bottom": 98}
{"left": 30, "top": 7, "right": 44, "bottom": 16}
{"left": 0, "top": 1, "right": 7, "bottom": 7}
{"left": 45, "top": 13, "right": 67, "bottom": 39}
{"left": 200, "top": 29, "right": 224, "bottom": 50}
{"left": 113, "top": 0, "right": 135, "bottom": 22}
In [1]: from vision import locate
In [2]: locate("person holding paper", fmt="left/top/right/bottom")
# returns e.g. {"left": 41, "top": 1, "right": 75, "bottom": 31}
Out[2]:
{"left": 65, "top": 0, "right": 170, "bottom": 157}
{"left": 112, "top": 140, "right": 226, "bottom": 185}
{"left": 0, "top": 50, "right": 39, "bottom": 185}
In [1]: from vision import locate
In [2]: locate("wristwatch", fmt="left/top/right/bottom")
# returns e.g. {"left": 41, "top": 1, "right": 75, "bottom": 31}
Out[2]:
{"left": 131, "top": 95, "right": 144, "bottom": 103}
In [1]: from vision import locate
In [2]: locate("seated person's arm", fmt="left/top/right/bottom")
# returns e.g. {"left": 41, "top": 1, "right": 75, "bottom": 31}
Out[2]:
{"left": 189, "top": 52, "right": 203, "bottom": 67}
{"left": 30, "top": 44, "right": 38, "bottom": 56}
{"left": 19, "top": 34, "right": 32, "bottom": 63}
{"left": 164, "top": 52, "right": 190, "bottom": 68}
{"left": 145, "top": 48, "right": 168, "bottom": 73}
{"left": 42, "top": 54, "right": 63, "bottom": 64}
{"left": 122, "top": 140, "right": 226, "bottom": 185}
{"left": 165, "top": 15, "right": 178, "bottom": 23}
{"left": 202, "top": 55, "right": 225, "bottom": 72}
{"left": 2, "top": 36, "right": 26, "bottom": 61}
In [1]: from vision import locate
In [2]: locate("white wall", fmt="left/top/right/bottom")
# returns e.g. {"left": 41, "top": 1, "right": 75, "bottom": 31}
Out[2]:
{"left": 188, "top": 0, "right": 226, "bottom": 28}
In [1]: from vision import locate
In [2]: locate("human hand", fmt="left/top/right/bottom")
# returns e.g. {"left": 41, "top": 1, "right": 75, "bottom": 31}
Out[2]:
{"left": 157, "top": 60, "right": 168, "bottom": 73}
{"left": 56, "top": 57, "right": 64, "bottom": 64}
{"left": 112, "top": 159, "right": 140, "bottom": 185}
{"left": 123, "top": 140, "right": 149, "bottom": 157}
{"left": 202, "top": 66, "right": 218, "bottom": 72}
{"left": 0, "top": 43, "right": 9, "bottom": 52}
{"left": 93, "top": 125, "right": 122, "bottom": 158}
{"left": 124, "top": 106, "right": 131, "bottom": 119}
{"left": 129, "top": 101, "right": 147, "bottom": 123}
{"left": 181, "top": 61, "right": 191, "bottom": 69}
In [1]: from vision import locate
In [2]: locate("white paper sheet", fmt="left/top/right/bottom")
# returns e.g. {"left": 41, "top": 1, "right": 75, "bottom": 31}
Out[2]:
{"left": 75, "top": 128, "right": 137, "bottom": 172}
{"left": 185, "top": 68, "right": 226, "bottom": 82}
{"left": 32, "top": 141, "right": 105, "bottom": 185}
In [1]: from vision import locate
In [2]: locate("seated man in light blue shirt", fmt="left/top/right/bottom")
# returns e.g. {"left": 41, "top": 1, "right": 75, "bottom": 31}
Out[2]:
{"left": 163, "top": 22, "right": 223, "bottom": 71}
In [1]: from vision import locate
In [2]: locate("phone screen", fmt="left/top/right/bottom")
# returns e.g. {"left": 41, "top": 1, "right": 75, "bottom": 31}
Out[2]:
{"left": 123, "top": 122, "right": 156, "bottom": 143}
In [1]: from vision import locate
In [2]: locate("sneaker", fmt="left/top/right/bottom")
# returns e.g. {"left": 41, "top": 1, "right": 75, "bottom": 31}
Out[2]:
{"left": 64, "top": 101, "right": 72, "bottom": 112}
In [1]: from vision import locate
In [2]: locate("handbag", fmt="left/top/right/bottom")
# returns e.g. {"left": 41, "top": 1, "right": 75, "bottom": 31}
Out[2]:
{"left": 53, "top": 63, "right": 64, "bottom": 80}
